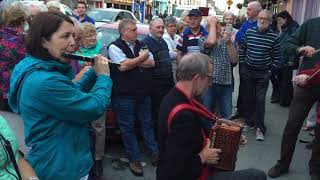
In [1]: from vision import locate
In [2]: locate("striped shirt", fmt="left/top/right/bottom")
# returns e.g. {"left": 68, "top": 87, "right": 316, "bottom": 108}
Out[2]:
{"left": 176, "top": 26, "right": 208, "bottom": 54}
{"left": 239, "top": 27, "right": 281, "bottom": 71}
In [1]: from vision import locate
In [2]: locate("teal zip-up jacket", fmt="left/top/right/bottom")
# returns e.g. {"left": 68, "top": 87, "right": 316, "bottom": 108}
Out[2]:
{"left": 8, "top": 55, "right": 112, "bottom": 180}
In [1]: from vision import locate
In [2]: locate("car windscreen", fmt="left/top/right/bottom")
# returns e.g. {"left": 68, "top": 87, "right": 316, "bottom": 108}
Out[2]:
{"left": 97, "top": 28, "right": 148, "bottom": 57}
{"left": 173, "top": 9, "right": 185, "bottom": 18}
{"left": 88, "top": 10, "right": 117, "bottom": 22}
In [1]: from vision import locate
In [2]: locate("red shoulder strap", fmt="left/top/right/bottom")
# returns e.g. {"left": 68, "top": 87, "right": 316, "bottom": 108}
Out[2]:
{"left": 167, "top": 103, "right": 213, "bottom": 132}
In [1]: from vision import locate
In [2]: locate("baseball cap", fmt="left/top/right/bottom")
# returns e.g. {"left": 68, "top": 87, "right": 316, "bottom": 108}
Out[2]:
{"left": 188, "top": 9, "right": 202, "bottom": 17}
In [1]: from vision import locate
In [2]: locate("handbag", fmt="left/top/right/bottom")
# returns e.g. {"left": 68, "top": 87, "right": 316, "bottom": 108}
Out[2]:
{"left": 0, "top": 133, "right": 22, "bottom": 180}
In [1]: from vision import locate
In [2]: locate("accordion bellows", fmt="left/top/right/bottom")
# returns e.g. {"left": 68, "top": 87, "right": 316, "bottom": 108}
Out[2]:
{"left": 209, "top": 120, "right": 242, "bottom": 171}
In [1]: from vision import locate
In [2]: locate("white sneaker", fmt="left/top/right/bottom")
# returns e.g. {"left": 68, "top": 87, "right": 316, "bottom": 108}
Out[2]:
{"left": 243, "top": 125, "right": 255, "bottom": 132}
{"left": 256, "top": 128, "right": 265, "bottom": 141}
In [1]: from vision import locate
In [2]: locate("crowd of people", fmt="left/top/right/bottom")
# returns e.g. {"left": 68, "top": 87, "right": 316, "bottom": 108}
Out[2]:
{"left": 0, "top": 0, "right": 319, "bottom": 180}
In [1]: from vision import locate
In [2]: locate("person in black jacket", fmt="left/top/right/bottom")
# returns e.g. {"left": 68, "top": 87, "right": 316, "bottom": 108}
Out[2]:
{"left": 108, "top": 19, "right": 159, "bottom": 176}
{"left": 142, "top": 18, "right": 174, "bottom": 133}
{"left": 270, "top": 11, "right": 299, "bottom": 106}
{"left": 157, "top": 52, "right": 267, "bottom": 180}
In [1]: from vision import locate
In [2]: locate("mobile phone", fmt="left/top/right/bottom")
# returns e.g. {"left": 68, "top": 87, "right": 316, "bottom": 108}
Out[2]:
{"left": 225, "top": 24, "right": 233, "bottom": 34}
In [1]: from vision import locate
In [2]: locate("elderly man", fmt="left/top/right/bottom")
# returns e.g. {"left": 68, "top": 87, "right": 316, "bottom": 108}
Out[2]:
{"left": 176, "top": 9, "right": 208, "bottom": 63}
{"left": 232, "top": 1, "right": 262, "bottom": 120}
{"left": 223, "top": 12, "right": 238, "bottom": 44}
{"left": 268, "top": 17, "right": 320, "bottom": 180}
{"left": 235, "top": 1, "right": 261, "bottom": 45}
{"left": 238, "top": 10, "right": 281, "bottom": 141}
{"left": 142, "top": 18, "right": 174, "bottom": 129}
{"left": 108, "top": 19, "right": 158, "bottom": 176}
{"left": 163, "top": 16, "right": 181, "bottom": 82}
{"left": 157, "top": 52, "right": 267, "bottom": 180}
{"left": 28, "top": 3, "right": 46, "bottom": 24}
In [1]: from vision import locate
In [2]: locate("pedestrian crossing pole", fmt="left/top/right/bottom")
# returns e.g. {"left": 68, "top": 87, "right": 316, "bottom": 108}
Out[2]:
{"left": 140, "top": 0, "right": 145, "bottom": 23}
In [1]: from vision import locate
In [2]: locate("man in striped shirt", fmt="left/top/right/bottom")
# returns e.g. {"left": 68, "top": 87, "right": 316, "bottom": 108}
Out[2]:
{"left": 176, "top": 9, "right": 208, "bottom": 64}
{"left": 238, "top": 10, "right": 281, "bottom": 141}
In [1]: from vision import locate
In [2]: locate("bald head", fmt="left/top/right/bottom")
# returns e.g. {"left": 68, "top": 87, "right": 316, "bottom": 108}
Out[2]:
{"left": 149, "top": 18, "right": 165, "bottom": 38}
{"left": 247, "top": 1, "right": 262, "bottom": 20}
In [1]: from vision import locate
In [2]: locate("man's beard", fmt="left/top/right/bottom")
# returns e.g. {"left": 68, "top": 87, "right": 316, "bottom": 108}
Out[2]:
{"left": 257, "top": 22, "right": 269, "bottom": 32}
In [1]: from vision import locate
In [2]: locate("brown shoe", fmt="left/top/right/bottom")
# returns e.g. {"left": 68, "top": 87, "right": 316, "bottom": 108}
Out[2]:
{"left": 129, "top": 161, "right": 143, "bottom": 176}
{"left": 150, "top": 154, "right": 159, "bottom": 167}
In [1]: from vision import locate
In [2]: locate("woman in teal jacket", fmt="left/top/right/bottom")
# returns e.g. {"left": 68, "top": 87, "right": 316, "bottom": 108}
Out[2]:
{"left": 0, "top": 115, "right": 38, "bottom": 180}
{"left": 8, "top": 12, "right": 112, "bottom": 180}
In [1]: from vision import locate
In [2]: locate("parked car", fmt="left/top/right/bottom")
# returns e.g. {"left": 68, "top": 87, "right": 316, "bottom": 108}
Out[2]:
{"left": 20, "top": 1, "right": 76, "bottom": 17}
{"left": 96, "top": 22, "right": 149, "bottom": 141}
{"left": 88, "top": 8, "right": 140, "bottom": 27}
{"left": 59, "top": 3, "right": 76, "bottom": 17}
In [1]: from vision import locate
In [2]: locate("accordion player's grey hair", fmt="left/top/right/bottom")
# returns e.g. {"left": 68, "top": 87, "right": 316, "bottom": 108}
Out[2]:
{"left": 176, "top": 52, "right": 212, "bottom": 81}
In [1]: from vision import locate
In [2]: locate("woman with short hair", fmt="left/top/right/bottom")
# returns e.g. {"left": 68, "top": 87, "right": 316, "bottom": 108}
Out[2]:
{"left": 8, "top": 12, "right": 112, "bottom": 180}
{"left": 0, "top": 5, "right": 27, "bottom": 111}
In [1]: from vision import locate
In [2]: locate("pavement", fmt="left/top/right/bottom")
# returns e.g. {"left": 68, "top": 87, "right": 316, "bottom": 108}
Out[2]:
{"left": 1, "top": 68, "right": 314, "bottom": 180}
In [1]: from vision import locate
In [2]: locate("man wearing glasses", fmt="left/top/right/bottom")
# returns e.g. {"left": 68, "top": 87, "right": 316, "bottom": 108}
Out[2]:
{"left": 163, "top": 16, "right": 181, "bottom": 82}
{"left": 238, "top": 10, "right": 281, "bottom": 141}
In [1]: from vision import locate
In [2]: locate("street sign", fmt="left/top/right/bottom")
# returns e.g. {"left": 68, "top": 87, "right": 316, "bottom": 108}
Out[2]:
{"left": 226, "top": 0, "right": 233, "bottom": 6}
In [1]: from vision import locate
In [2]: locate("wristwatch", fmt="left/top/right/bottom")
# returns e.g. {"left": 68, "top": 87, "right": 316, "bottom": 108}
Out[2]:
{"left": 28, "top": 176, "right": 39, "bottom": 180}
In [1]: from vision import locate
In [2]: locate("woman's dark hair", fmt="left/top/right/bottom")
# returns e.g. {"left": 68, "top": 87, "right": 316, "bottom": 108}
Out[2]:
{"left": 277, "top": 10, "right": 293, "bottom": 25}
{"left": 26, "top": 12, "right": 74, "bottom": 60}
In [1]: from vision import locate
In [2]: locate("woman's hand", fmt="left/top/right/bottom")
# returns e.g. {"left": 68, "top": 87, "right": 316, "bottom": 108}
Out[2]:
{"left": 198, "top": 139, "right": 221, "bottom": 165}
{"left": 292, "top": 74, "right": 310, "bottom": 86}
{"left": 93, "top": 54, "right": 110, "bottom": 76}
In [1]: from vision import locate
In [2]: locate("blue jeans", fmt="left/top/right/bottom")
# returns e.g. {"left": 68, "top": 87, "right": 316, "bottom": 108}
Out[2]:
{"left": 203, "top": 84, "right": 233, "bottom": 119}
{"left": 112, "top": 96, "right": 158, "bottom": 162}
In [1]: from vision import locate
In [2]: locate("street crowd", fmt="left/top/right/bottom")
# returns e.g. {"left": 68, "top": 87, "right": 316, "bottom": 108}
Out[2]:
{"left": 0, "top": 0, "right": 319, "bottom": 180}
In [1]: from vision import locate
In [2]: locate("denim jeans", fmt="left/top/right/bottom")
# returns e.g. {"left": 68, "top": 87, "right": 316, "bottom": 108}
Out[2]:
{"left": 112, "top": 96, "right": 158, "bottom": 162}
{"left": 203, "top": 84, "right": 233, "bottom": 119}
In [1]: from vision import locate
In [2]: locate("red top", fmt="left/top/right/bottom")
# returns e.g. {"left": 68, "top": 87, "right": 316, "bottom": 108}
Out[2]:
{"left": 299, "top": 63, "right": 320, "bottom": 124}
{"left": 299, "top": 63, "right": 320, "bottom": 87}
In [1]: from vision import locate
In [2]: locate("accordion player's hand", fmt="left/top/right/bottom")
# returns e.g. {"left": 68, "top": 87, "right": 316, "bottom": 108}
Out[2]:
{"left": 239, "top": 135, "right": 247, "bottom": 145}
{"left": 199, "top": 139, "right": 221, "bottom": 165}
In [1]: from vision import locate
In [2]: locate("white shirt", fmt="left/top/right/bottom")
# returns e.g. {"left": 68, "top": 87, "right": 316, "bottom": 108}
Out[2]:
{"left": 108, "top": 41, "right": 153, "bottom": 64}
{"left": 163, "top": 32, "right": 181, "bottom": 59}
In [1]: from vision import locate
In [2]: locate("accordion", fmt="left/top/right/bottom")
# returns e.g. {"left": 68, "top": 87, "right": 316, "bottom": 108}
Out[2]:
{"left": 167, "top": 99, "right": 244, "bottom": 171}
{"left": 209, "top": 119, "right": 243, "bottom": 171}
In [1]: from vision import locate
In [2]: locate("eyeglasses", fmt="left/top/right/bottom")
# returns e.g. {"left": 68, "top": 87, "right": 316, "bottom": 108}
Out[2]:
{"left": 167, "top": 24, "right": 177, "bottom": 28}
{"left": 206, "top": 74, "right": 214, "bottom": 79}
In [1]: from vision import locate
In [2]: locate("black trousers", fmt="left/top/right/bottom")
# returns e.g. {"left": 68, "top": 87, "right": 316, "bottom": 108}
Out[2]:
{"left": 235, "top": 64, "right": 244, "bottom": 117}
{"left": 151, "top": 76, "right": 175, "bottom": 125}
{"left": 270, "top": 67, "right": 294, "bottom": 106}
{"left": 240, "top": 65, "right": 270, "bottom": 134}
{"left": 278, "top": 85, "right": 320, "bottom": 175}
